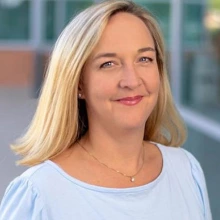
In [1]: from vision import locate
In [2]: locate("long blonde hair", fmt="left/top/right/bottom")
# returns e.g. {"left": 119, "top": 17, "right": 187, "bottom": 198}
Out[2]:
{"left": 12, "top": 0, "right": 187, "bottom": 166}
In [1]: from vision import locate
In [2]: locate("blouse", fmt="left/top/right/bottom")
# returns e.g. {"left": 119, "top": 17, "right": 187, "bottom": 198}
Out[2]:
{"left": 0, "top": 143, "right": 212, "bottom": 220}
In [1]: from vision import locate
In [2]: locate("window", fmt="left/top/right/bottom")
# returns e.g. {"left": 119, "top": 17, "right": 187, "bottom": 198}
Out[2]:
{"left": 0, "top": 1, "right": 30, "bottom": 40}
{"left": 65, "top": 0, "right": 93, "bottom": 23}
{"left": 44, "top": 0, "right": 93, "bottom": 42}
{"left": 134, "top": 1, "right": 171, "bottom": 46}
{"left": 45, "top": 1, "right": 56, "bottom": 41}
{"left": 182, "top": 2, "right": 220, "bottom": 122}
{"left": 184, "top": 126, "right": 220, "bottom": 218}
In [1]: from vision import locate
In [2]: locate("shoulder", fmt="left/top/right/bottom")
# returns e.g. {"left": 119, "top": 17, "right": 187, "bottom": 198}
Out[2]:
{"left": 156, "top": 142, "right": 200, "bottom": 171}
{"left": 8, "top": 161, "right": 67, "bottom": 196}
{"left": 0, "top": 167, "right": 47, "bottom": 219}
{"left": 156, "top": 143, "right": 205, "bottom": 183}
{"left": 0, "top": 162, "right": 55, "bottom": 220}
{"left": 21, "top": 160, "right": 53, "bottom": 177}
{"left": 156, "top": 143, "right": 212, "bottom": 219}
{"left": 3, "top": 161, "right": 52, "bottom": 196}
{"left": 157, "top": 143, "right": 204, "bottom": 185}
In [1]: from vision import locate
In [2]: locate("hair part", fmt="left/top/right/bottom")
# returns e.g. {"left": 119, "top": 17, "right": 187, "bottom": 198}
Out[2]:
{"left": 11, "top": 0, "right": 187, "bottom": 166}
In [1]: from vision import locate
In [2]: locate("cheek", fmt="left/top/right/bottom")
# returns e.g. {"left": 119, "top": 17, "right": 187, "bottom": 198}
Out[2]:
{"left": 144, "top": 70, "right": 161, "bottom": 93}
{"left": 83, "top": 74, "right": 114, "bottom": 101}
{"left": 154, "top": 74, "right": 161, "bottom": 92}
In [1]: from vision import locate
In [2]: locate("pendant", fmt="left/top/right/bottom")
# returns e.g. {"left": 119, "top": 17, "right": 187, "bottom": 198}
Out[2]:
{"left": 130, "top": 177, "right": 135, "bottom": 182}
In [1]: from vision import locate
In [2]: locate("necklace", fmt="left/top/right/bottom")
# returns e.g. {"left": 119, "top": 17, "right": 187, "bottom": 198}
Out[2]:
{"left": 77, "top": 141, "right": 145, "bottom": 182}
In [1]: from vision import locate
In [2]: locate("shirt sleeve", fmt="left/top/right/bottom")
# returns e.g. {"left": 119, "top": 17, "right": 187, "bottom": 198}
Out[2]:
{"left": 0, "top": 176, "right": 48, "bottom": 220}
{"left": 182, "top": 149, "right": 212, "bottom": 220}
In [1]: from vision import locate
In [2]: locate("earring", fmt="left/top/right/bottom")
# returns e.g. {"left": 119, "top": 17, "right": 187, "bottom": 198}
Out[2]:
{"left": 78, "top": 93, "right": 82, "bottom": 98}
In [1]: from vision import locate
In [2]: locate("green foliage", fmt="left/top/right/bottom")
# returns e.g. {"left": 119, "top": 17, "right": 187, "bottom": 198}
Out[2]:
{"left": 209, "top": 0, "right": 220, "bottom": 10}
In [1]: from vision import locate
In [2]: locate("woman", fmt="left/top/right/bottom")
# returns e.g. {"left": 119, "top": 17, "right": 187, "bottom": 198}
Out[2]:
{"left": 0, "top": 0, "right": 212, "bottom": 219}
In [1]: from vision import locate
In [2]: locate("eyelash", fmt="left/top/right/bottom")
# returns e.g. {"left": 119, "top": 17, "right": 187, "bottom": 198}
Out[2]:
{"left": 99, "top": 57, "right": 154, "bottom": 69}
{"left": 100, "top": 61, "right": 114, "bottom": 69}
{"left": 139, "top": 57, "right": 153, "bottom": 63}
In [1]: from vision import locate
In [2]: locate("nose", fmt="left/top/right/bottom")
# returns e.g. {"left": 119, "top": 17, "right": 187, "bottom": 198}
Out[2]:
{"left": 119, "top": 65, "right": 142, "bottom": 89}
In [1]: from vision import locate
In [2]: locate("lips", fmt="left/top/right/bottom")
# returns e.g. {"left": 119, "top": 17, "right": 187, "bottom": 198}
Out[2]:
{"left": 116, "top": 95, "right": 143, "bottom": 106}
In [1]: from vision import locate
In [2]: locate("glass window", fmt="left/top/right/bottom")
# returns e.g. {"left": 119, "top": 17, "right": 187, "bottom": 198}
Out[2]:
{"left": 182, "top": 2, "right": 220, "bottom": 122}
{"left": 44, "top": 0, "right": 93, "bottom": 42}
{"left": 45, "top": 0, "right": 56, "bottom": 41}
{"left": 65, "top": 0, "right": 93, "bottom": 23}
{"left": 184, "top": 126, "right": 220, "bottom": 220}
{"left": 44, "top": 0, "right": 171, "bottom": 45}
{"left": 183, "top": 3, "right": 204, "bottom": 48}
{"left": 134, "top": 1, "right": 171, "bottom": 46}
{"left": 0, "top": 0, "right": 29, "bottom": 40}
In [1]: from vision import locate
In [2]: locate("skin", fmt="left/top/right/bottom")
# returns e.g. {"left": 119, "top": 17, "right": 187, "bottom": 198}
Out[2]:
{"left": 82, "top": 13, "right": 160, "bottom": 134}
{"left": 53, "top": 12, "right": 163, "bottom": 188}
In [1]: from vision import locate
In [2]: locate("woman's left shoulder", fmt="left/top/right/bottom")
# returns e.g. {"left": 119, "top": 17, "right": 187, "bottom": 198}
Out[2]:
{"left": 156, "top": 143, "right": 212, "bottom": 219}
{"left": 155, "top": 143, "right": 201, "bottom": 171}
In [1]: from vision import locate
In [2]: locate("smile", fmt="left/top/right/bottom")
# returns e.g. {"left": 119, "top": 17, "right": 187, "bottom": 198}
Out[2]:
{"left": 116, "top": 96, "right": 143, "bottom": 106}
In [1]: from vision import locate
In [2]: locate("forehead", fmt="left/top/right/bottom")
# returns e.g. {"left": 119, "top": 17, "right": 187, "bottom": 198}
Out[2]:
{"left": 91, "top": 12, "right": 155, "bottom": 55}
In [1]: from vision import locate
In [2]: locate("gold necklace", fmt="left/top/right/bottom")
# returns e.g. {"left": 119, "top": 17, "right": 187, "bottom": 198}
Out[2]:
{"left": 77, "top": 142, "right": 145, "bottom": 182}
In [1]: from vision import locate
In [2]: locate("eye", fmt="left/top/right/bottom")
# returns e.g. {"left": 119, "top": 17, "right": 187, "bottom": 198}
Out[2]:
{"left": 100, "top": 61, "right": 114, "bottom": 69}
{"left": 139, "top": 57, "right": 153, "bottom": 63}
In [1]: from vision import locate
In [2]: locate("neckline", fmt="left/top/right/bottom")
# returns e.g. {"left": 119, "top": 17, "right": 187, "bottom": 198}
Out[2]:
{"left": 45, "top": 142, "right": 166, "bottom": 193}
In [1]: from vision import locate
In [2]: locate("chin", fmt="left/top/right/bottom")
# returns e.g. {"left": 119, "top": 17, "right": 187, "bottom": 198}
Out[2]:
{"left": 115, "top": 117, "right": 148, "bottom": 131}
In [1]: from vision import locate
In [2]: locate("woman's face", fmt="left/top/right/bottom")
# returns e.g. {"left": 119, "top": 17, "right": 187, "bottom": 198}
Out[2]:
{"left": 81, "top": 12, "right": 160, "bottom": 132}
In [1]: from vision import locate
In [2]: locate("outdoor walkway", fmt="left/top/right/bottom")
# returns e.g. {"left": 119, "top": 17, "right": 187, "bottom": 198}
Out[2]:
{"left": 0, "top": 87, "right": 37, "bottom": 200}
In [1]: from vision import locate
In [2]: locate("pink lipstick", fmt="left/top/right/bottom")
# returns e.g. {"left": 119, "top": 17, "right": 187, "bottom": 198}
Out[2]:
{"left": 117, "top": 96, "right": 143, "bottom": 106}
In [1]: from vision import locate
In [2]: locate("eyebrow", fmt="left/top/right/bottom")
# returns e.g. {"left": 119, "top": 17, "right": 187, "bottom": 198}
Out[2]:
{"left": 138, "top": 47, "right": 155, "bottom": 53}
{"left": 93, "top": 47, "right": 156, "bottom": 61}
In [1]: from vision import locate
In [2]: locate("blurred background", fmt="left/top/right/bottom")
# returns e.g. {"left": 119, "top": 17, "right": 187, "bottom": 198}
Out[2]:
{"left": 0, "top": 0, "right": 219, "bottom": 218}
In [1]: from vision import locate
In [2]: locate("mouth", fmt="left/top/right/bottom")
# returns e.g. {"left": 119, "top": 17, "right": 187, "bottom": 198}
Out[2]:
{"left": 116, "top": 95, "right": 143, "bottom": 106}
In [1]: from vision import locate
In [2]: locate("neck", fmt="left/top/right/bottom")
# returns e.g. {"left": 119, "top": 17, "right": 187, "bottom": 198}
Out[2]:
{"left": 80, "top": 126, "right": 145, "bottom": 172}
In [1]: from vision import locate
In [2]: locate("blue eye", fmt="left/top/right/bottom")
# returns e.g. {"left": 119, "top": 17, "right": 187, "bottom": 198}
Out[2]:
{"left": 100, "top": 61, "right": 113, "bottom": 68}
{"left": 139, "top": 57, "right": 153, "bottom": 63}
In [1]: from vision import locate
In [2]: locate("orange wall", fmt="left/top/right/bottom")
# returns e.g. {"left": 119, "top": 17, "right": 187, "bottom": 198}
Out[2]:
{"left": 0, "top": 50, "right": 35, "bottom": 86}
{"left": 0, "top": 51, "right": 50, "bottom": 86}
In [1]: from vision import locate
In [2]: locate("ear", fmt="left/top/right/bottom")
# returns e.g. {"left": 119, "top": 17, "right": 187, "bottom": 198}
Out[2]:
{"left": 78, "top": 79, "right": 85, "bottom": 99}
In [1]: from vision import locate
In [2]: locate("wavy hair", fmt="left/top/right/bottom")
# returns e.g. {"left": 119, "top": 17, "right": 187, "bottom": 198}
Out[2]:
{"left": 11, "top": 0, "right": 187, "bottom": 166}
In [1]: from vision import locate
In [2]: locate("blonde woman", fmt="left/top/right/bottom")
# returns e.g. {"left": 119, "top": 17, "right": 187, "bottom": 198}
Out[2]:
{"left": 0, "top": 1, "right": 212, "bottom": 219}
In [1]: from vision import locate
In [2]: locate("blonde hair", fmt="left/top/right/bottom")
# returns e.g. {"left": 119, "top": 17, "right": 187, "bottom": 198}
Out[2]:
{"left": 12, "top": 0, "right": 187, "bottom": 166}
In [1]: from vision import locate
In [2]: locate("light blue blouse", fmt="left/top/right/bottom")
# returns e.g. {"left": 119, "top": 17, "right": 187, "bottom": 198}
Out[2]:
{"left": 0, "top": 143, "right": 212, "bottom": 220}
